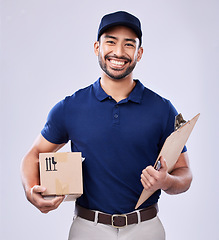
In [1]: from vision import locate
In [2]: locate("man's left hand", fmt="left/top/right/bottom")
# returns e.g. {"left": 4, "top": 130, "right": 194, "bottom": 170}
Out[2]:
{"left": 140, "top": 156, "right": 169, "bottom": 192}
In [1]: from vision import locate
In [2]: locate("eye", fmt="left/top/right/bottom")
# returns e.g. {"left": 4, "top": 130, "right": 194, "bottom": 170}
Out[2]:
{"left": 125, "top": 43, "right": 135, "bottom": 48}
{"left": 106, "top": 40, "right": 115, "bottom": 45}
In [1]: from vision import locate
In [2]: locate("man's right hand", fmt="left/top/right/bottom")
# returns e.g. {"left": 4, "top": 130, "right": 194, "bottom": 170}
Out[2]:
{"left": 21, "top": 135, "right": 66, "bottom": 213}
{"left": 27, "top": 185, "right": 64, "bottom": 214}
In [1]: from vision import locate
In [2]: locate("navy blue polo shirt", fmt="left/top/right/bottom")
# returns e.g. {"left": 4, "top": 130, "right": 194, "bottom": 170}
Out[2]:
{"left": 41, "top": 78, "right": 187, "bottom": 214}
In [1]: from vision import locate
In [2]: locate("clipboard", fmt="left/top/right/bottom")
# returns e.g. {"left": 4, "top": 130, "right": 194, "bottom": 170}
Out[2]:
{"left": 135, "top": 113, "right": 200, "bottom": 209}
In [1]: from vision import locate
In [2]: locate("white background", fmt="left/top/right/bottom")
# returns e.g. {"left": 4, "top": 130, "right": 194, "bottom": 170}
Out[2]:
{"left": 1, "top": 0, "right": 219, "bottom": 239}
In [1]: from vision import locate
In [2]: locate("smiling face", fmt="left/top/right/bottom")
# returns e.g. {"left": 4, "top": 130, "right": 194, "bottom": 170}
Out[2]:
{"left": 94, "top": 26, "right": 143, "bottom": 80}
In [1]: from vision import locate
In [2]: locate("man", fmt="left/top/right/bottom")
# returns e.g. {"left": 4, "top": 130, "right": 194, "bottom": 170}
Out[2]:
{"left": 21, "top": 11, "right": 192, "bottom": 240}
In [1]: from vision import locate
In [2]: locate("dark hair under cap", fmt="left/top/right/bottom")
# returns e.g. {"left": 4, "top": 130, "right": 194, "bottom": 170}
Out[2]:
{"left": 97, "top": 11, "right": 142, "bottom": 46}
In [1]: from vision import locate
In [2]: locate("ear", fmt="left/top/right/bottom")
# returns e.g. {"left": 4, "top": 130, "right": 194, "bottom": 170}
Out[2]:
{"left": 94, "top": 41, "right": 100, "bottom": 56}
{"left": 137, "top": 47, "right": 143, "bottom": 62}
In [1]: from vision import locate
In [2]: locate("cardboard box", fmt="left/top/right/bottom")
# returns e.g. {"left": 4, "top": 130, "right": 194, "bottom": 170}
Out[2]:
{"left": 39, "top": 152, "right": 83, "bottom": 201}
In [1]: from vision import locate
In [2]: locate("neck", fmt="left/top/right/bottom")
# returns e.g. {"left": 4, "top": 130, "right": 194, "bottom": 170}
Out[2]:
{"left": 100, "top": 74, "right": 136, "bottom": 103}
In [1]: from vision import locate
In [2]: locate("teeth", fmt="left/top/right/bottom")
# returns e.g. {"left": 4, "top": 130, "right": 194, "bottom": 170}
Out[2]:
{"left": 110, "top": 60, "right": 125, "bottom": 66}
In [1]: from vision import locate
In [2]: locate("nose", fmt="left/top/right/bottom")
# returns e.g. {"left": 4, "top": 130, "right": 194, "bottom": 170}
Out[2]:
{"left": 113, "top": 44, "right": 125, "bottom": 57}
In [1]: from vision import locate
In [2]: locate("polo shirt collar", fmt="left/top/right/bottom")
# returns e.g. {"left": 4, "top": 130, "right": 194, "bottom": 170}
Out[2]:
{"left": 93, "top": 78, "right": 144, "bottom": 104}
{"left": 127, "top": 79, "right": 144, "bottom": 103}
{"left": 93, "top": 78, "right": 109, "bottom": 101}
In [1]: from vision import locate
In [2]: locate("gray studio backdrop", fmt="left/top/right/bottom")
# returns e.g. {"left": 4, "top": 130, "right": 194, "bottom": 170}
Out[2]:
{"left": 1, "top": 0, "right": 219, "bottom": 239}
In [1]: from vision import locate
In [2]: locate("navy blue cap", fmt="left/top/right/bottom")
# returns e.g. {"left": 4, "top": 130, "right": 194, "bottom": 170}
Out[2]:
{"left": 97, "top": 11, "right": 142, "bottom": 45}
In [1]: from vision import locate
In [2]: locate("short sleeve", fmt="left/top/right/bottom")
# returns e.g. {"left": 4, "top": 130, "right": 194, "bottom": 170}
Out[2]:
{"left": 41, "top": 99, "right": 69, "bottom": 144}
{"left": 159, "top": 100, "right": 187, "bottom": 153}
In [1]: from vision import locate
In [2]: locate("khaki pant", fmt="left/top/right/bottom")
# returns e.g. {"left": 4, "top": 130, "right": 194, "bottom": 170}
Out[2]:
{"left": 68, "top": 216, "right": 165, "bottom": 240}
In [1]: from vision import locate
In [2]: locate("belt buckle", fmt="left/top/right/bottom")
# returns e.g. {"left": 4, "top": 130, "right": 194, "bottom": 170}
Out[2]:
{"left": 111, "top": 214, "right": 128, "bottom": 228}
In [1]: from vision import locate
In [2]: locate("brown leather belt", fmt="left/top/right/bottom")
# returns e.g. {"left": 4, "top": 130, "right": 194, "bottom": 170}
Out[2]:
{"left": 76, "top": 204, "right": 158, "bottom": 228}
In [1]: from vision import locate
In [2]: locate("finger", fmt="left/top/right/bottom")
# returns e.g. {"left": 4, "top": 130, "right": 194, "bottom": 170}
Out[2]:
{"left": 30, "top": 185, "right": 64, "bottom": 213}
{"left": 31, "top": 185, "right": 48, "bottom": 203}
{"left": 145, "top": 165, "right": 157, "bottom": 176}
{"left": 141, "top": 169, "right": 150, "bottom": 182}
{"left": 159, "top": 156, "right": 167, "bottom": 171}
{"left": 38, "top": 200, "right": 59, "bottom": 213}
{"left": 141, "top": 178, "right": 148, "bottom": 189}
{"left": 143, "top": 166, "right": 160, "bottom": 182}
{"left": 141, "top": 172, "right": 149, "bottom": 186}
{"left": 53, "top": 196, "right": 65, "bottom": 209}
{"left": 52, "top": 196, "right": 65, "bottom": 206}
{"left": 31, "top": 187, "right": 57, "bottom": 208}
{"left": 141, "top": 170, "right": 156, "bottom": 187}
{"left": 140, "top": 179, "right": 154, "bottom": 192}
{"left": 40, "top": 196, "right": 64, "bottom": 208}
{"left": 40, "top": 196, "right": 64, "bottom": 214}
{"left": 31, "top": 185, "right": 46, "bottom": 194}
{"left": 41, "top": 196, "right": 64, "bottom": 208}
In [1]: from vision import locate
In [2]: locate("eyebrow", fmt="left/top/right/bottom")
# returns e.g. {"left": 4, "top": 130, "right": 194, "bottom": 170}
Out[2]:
{"left": 125, "top": 38, "right": 136, "bottom": 43}
{"left": 104, "top": 35, "right": 136, "bottom": 44}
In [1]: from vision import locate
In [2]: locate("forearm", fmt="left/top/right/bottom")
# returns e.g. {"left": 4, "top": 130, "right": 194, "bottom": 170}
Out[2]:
{"left": 20, "top": 149, "right": 40, "bottom": 200}
{"left": 162, "top": 167, "right": 193, "bottom": 195}
{"left": 21, "top": 148, "right": 65, "bottom": 213}
{"left": 20, "top": 135, "right": 65, "bottom": 213}
{"left": 21, "top": 134, "right": 65, "bottom": 197}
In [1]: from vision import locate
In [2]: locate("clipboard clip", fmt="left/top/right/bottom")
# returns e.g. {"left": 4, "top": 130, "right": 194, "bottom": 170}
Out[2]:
{"left": 154, "top": 159, "right": 161, "bottom": 171}
{"left": 174, "top": 113, "right": 187, "bottom": 131}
